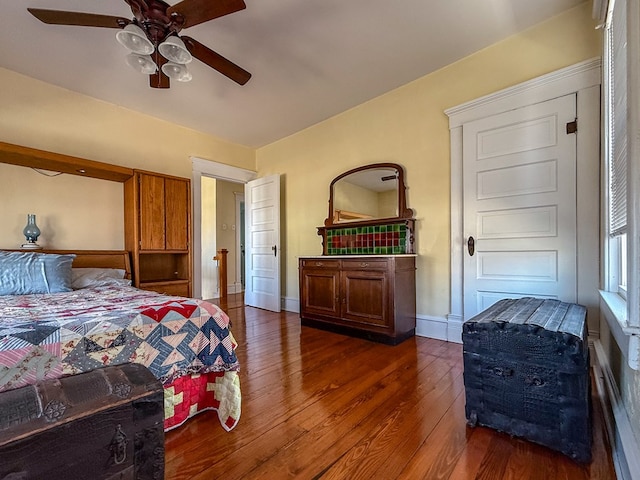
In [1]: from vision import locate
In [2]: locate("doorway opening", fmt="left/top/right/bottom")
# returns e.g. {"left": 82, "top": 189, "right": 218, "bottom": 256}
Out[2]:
{"left": 201, "top": 177, "right": 245, "bottom": 300}
{"left": 191, "top": 157, "right": 257, "bottom": 301}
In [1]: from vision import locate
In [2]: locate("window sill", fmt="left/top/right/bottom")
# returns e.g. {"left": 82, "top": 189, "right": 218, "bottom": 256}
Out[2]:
{"left": 599, "top": 290, "right": 640, "bottom": 370}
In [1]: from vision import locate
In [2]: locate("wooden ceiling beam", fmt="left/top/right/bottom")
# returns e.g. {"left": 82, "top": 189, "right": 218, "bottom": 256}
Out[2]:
{"left": 0, "top": 141, "right": 133, "bottom": 183}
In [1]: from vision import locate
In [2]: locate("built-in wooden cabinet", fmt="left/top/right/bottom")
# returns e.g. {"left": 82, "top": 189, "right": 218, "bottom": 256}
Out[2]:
{"left": 125, "top": 171, "right": 192, "bottom": 296}
{"left": 299, "top": 256, "right": 416, "bottom": 344}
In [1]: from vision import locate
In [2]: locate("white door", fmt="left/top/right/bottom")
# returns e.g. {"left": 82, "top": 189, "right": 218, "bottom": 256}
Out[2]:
{"left": 245, "top": 174, "right": 281, "bottom": 312}
{"left": 463, "top": 94, "right": 577, "bottom": 319}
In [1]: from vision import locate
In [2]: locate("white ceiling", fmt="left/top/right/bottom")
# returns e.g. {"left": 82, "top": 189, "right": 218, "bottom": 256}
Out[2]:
{"left": 1, "top": 0, "right": 586, "bottom": 148}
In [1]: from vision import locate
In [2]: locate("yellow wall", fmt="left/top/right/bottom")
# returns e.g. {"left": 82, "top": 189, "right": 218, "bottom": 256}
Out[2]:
{"left": 0, "top": 163, "right": 123, "bottom": 250}
{"left": 0, "top": 67, "right": 254, "bottom": 250}
{"left": 256, "top": 2, "right": 600, "bottom": 318}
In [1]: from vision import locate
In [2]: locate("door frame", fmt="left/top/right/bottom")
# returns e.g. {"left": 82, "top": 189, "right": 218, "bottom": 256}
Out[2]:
{"left": 234, "top": 191, "right": 245, "bottom": 293}
{"left": 445, "top": 58, "right": 601, "bottom": 343}
{"left": 191, "top": 157, "right": 257, "bottom": 299}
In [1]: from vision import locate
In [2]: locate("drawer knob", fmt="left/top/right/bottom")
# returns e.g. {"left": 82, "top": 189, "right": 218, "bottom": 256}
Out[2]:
{"left": 360, "top": 262, "right": 369, "bottom": 267}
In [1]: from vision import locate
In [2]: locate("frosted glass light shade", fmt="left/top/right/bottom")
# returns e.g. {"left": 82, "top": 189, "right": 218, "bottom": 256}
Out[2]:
{"left": 158, "top": 36, "right": 192, "bottom": 64}
{"left": 116, "top": 24, "right": 154, "bottom": 55}
{"left": 161, "top": 62, "right": 192, "bottom": 82}
{"left": 125, "top": 53, "right": 158, "bottom": 74}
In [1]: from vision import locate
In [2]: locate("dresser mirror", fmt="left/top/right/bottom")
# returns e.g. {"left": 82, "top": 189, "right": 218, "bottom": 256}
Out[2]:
{"left": 326, "top": 163, "right": 413, "bottom": 226}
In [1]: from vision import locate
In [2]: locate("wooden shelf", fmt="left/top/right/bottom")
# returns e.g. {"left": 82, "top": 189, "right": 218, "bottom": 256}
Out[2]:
{"left": 140, "top": 279, "right": 190, "bottom": 297}
{"left": 0, "top": 141, "right": 133, "bottom": 183}
{"left": 140, "top": 279, "right": 189, "bottom": 286}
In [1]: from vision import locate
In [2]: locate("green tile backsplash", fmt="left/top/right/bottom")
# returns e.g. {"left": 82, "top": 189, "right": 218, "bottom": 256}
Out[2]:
{"left": 326, "top": 223, "right": 409, "bottom": 255}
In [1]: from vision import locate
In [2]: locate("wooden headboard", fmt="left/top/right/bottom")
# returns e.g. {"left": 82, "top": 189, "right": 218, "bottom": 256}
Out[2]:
{"left": 2, "top": 249, "right": 132, "bottom": 279}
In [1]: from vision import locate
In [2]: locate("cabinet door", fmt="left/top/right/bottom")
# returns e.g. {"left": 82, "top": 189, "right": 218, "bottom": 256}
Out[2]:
{"left": 341, "top": 269, "right": 389, "bottom": 328}
{"left": 139, "top": 174, "right": 166, "bottom": 251}
{"left": 300, "top": 267, "right": 340, "bottom": 318}
{"left": 164, "top": 178, "right": 189, "bottom": 251}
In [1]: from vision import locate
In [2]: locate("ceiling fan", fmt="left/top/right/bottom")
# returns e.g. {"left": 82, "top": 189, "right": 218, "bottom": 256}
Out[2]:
{"left": 27, "top": 0, "right": 251, "bottom": 88}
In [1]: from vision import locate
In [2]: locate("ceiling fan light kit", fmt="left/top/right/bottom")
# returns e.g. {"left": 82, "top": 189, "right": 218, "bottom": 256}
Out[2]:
{"left": 162, "top": 62, "right": 192, "bottom": 82}
{"left": 125, "top": 53, "right": 158, "bottom": 75}
{"left": 27, "top": 0, "right": 251, "bottom": 89}
{"left": 158, "top": 36, "right": 192, "bottom": 64}
{"left": 115, "top": 24, "right": 154, "bottom": 55}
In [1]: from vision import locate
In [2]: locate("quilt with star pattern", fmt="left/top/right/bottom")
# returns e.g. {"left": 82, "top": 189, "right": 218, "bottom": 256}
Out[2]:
{"left": 0, "top": 285, "right": 241, "bottom": 431}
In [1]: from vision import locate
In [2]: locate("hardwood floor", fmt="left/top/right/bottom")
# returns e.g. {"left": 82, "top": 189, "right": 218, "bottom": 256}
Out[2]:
{"left": 165, "top": 296, "right": 617, "bottom": 479}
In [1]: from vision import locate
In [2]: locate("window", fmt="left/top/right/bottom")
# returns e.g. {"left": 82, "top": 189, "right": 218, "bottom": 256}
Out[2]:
{"left": 603, "top": 0, "right": 639, "bottom": 333}
{"left": 604, "top": 0, "right": 628, "bottom": 296}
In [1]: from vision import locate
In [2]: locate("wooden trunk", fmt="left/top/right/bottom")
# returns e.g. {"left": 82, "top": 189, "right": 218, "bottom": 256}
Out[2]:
{"left": 462, "top": 297, "right": 591, "bottom": 463}
{"left": 0, "top": 364, "right": 164, "bottom": 480}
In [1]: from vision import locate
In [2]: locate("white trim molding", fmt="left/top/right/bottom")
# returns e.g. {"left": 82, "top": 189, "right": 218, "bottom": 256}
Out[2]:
{"left": 192, "top": 157, "right": 257, "bottom": 183}
{"left": 445, "top": 58, "right": 602, "bottom": 327}
{"left": 593, "top": 340, "right": 640, "bottom": 480}
{"left": 600, "top": 291, "right": 640, "bottom": 369}
{"left": 592, "top": 0, "right": 610, "bottom": 28}
{"left": 445, "top": 58, "right": 602, "bottom": 127}
{"left": 282, "top": 296, "right": 299, "bottom": 313}
{"left": 416, "top": 314, "right": 462, "bottom": 343}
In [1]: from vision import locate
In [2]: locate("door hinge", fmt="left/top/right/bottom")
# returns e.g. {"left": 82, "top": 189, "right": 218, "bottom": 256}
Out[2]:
{"left": 566, "top": 119, "right": 577, "bottom": 134}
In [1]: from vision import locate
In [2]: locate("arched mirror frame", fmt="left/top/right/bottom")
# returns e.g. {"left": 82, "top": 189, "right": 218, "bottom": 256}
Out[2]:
{"left": 324, "top": 162, "right": 413, "bottom": 227}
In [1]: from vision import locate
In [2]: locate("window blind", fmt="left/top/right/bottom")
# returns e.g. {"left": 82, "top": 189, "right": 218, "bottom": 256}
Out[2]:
{"left": 607, "top": 0, "right": 628, "bottom": 236}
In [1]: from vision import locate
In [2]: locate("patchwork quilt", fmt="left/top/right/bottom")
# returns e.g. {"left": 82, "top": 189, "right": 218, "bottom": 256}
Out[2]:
{"left": 0, "top": 285, "right": 241, "bottom": 431}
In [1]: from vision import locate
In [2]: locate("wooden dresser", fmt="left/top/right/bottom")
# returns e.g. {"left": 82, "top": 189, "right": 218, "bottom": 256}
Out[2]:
{"left": 299, "top": 255, "right": 416, "bottom": 345}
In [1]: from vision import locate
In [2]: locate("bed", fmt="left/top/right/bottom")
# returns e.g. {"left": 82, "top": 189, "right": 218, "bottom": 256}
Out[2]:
{"left": 0, "top": 249, "right": 240, "bottom": 432}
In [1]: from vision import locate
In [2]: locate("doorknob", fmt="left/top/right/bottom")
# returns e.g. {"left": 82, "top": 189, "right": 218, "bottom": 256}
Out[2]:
{"left": 272, "top": 245, "right": 277, "bottom": 256}
{"left": 467, "top": 236, "right": 475, "bottom": 256}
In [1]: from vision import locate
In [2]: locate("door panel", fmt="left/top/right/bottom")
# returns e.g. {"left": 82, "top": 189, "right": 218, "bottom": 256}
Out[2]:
{"left": 341, "top": 270, "right": 388, "bottom": 327}
{"left": 139, "top": 174, "right": 165, "bottom": 251}
{"left": 300, "top": 269, "right": 340, "bottom": 317}
{"left": 245, "top": 174, "right": 281, "bottom": 312}
{"left": 477, "top": 206, "right": 557, "bottom": 239}
{"left": 463, "top": 94, "right": 577, "bottom": 319}
{"left": 165, "top": 178, "right": 189, "bottom": 251}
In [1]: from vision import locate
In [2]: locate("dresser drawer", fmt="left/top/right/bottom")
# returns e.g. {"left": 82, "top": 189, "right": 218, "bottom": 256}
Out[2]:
{"left": 341, "top": 259, "right": 389, "bottom": 270}
{"left": 300, "top": 259, "right": 340, "bottom": 269}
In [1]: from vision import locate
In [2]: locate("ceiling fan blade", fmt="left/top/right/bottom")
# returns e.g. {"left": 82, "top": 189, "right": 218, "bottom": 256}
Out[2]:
{"left": 27, "top": 8, "right": 129, "bottom": 28}
{"left": 182, "top": 36, "right": 251, "bottom": 85}
{"left": 167, "top": 0, "right": 246, "bottom": 29}
{"left": 150, "top": 51, "right": 170, "bottom": 89}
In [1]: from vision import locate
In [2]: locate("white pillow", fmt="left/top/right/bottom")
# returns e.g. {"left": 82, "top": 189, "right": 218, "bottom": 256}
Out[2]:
{"left": 71, "top": 268, "right": 130, "bottom": 289}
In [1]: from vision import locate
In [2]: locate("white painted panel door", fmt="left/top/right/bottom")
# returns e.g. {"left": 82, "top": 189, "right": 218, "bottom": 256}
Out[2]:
{"left": 245, "top": 174, "right": 281, "bottom": 312}
{"left": 463, "top": 94, "right": 577, "bottom": 319}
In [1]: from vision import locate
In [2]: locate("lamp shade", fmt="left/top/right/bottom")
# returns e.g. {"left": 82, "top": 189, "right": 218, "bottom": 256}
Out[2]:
{"left": 158, "top": 36, "right": 192, "bottom": 64}
{"left": 161, "top": 62, "right": 192, "bottom": 82}
{"left": 116, "top": 24, "right": 154, "bottom": 55}
{"left": 125, "top": 53, "right": 158, "bottom": 74}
